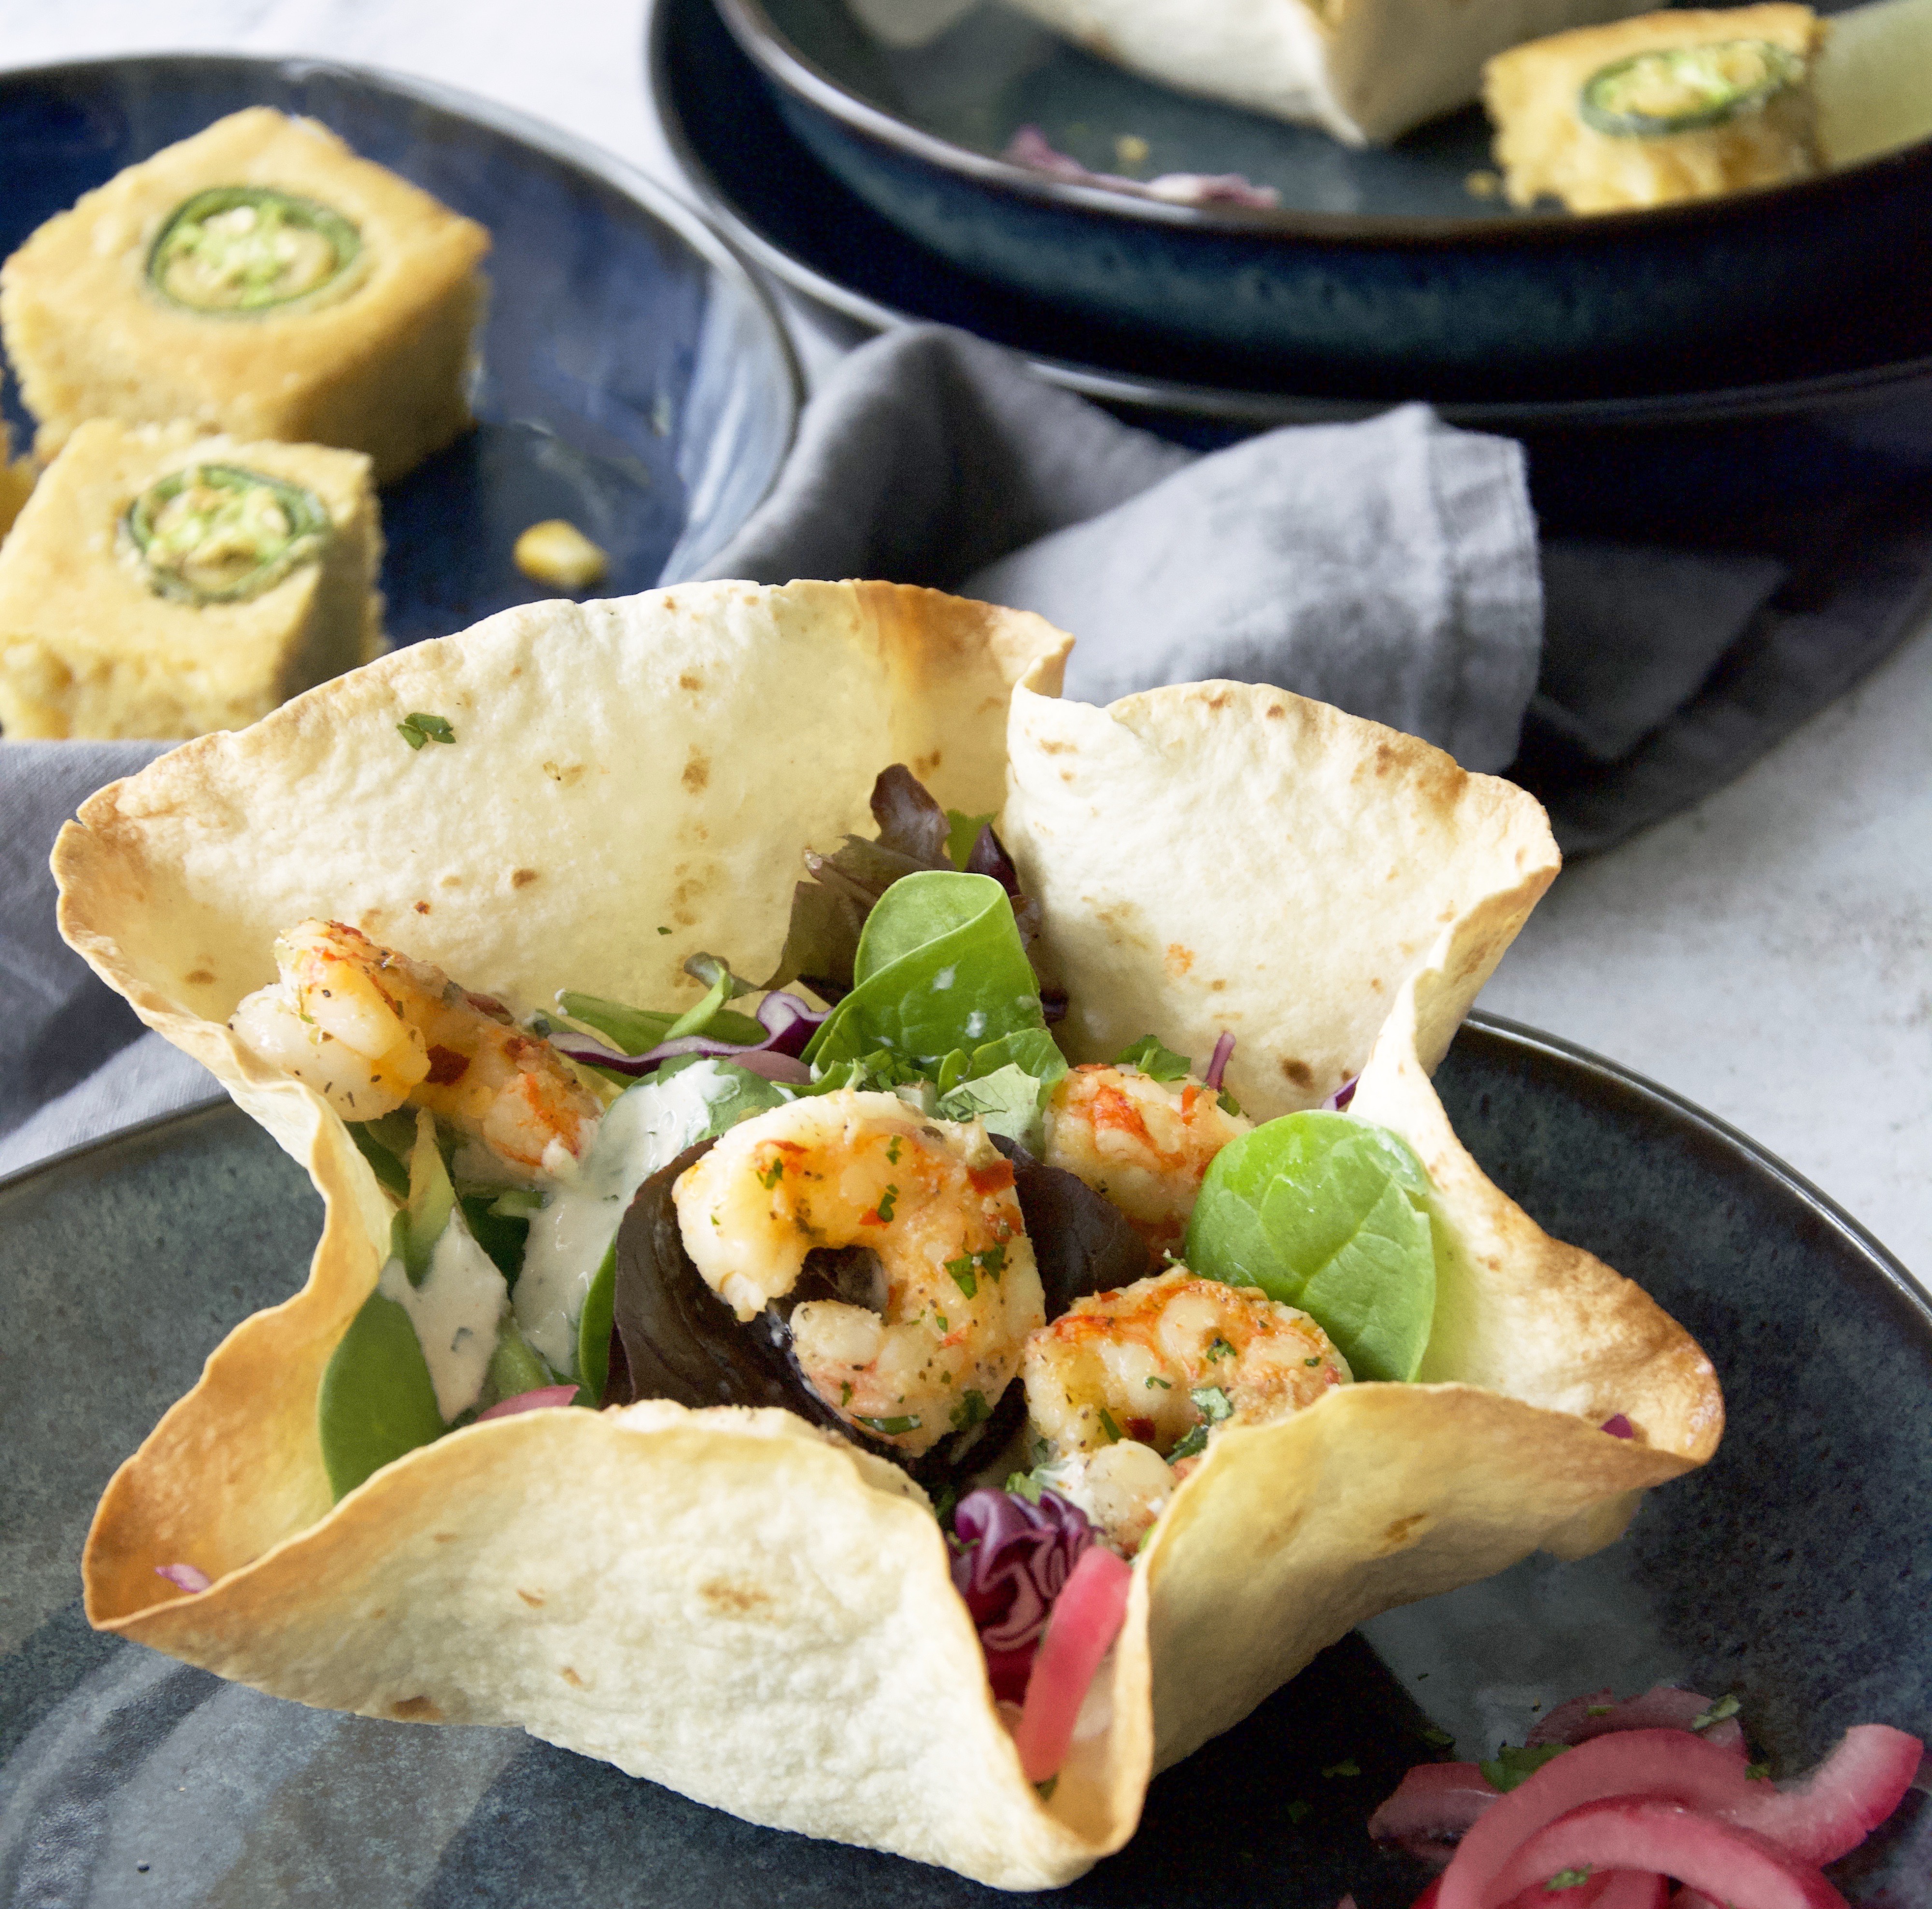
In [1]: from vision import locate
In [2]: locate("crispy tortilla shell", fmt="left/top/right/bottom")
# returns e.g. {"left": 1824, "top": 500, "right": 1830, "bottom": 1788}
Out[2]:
{"left": 58, "top": 582, "right": 1719, "bottom": 1889}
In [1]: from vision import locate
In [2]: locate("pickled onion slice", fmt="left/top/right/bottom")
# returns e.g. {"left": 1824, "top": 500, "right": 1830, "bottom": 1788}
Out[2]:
{"left": 1530, "top": 1689, "right": 1745, "bottom": 1758}
{"left": 1483, "top": 1801, "right": 1847, "bottom": 1909}
{"left": 475, "top": 1384, "right": 580, "bottom": 1421}
{"left": 1720, "top": 1725, "right": 1924, "bottom": 1865}
{"left": 1371, "top": 1762, "right": 1503, "bottom": 1863}
{"left": 1438, "top": 1731, "right": 1758, "bottom": 1909}
{"left": 1012, "top": 1544, "right": 1132, "bottom": 1784}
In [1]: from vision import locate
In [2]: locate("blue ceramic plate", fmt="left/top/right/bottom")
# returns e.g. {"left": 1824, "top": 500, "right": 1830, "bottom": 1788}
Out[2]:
{"left": 0, "top": 55, "right": 799, "bottom": 649}
{"left": 3, "top": 1014, "right": 1928, "bottom": 1907}
{"left": 708, "top": 0, "right": 1932, "bottom": 399}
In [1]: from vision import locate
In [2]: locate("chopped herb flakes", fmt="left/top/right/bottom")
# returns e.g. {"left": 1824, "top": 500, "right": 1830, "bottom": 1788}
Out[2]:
{"left": 875, "top": 1185, "right": 899, "bottom": 1223}
{"left": 1206, "top": 1336, "right": 1234, "bottom": 1362}
{"left": 397, "top": 712, "right": 456, "bottom": 750}
{"left": 1480, "top": 1743, "right": 1570, "bottom": 1792}
{"left": 1116, "top": 1034, "right": 1191, "bottom": 1082}
{"left": 1746, "top": 1762, "right": 1771, "bottom": 1781}
{"left": 758, "top": 1158, "right": 784, "bottom": 1189}
{"left": 950, "top": 1390, "right": 991, "bottom": 1431}
{"left": 1321, "top": 1759, "right": 1361, "bottom": 1779}
{"left": 887, "top": 1138, "right": 902, "bottom": 1165}
{"left": 839, "top": 1382, "right": 852, "bottom": 1407}
{"left": 1546, "top": 1870, "right": 1593, "bottom": 1892}
{"left": 1285, "top": 1799, "right": 1311, "bottom": 1824}
{"left": 855, "top": 1412, "right": 921, "bottom": 1435}
{"left": 1304, "top": 1355, "right": 1322, "bottom": 1367}
{"left": 1097, "top": 1407, "right": 1123, "bottom": 1444}
{"left": 1586, "top": 1704, "right": 1615, "bottom": 1717}
{"left": 1421, "top": 1726, "right": 1455, "bottom": 1748}
{"left": 1691, "top": 1694, "right": 1741, "bottom": 1731}
{"left": 1191, "top": 1385, "right": 1234, "bottom": 1424}
{"left": 1146, "top": 1375, "right": 1172, "bottom": 1389}
{"left": 1034, "top": 1776, "right": 1058, "bottom": 1802}
{"left": 947, "top": 1257, "right": 978, "bottom": 1298}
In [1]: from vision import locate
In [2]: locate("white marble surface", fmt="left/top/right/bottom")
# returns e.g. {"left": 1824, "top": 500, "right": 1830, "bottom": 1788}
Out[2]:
{"left": 4, "top": 0, "right": 1927, "bottom": 1272}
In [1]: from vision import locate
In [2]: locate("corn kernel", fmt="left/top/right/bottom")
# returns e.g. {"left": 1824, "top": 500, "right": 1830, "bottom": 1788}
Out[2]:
{"left": 514, "top": 519, "right": 608, "bottom": 593}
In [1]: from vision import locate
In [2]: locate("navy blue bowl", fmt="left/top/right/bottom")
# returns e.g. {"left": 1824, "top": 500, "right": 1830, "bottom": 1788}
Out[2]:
{"left": 713, "top": 0, "right": 1932, "bottom": 402}
{"left": 2, "top": 1014, "right": 1928, "bottom": 1904}
{"left": 0, "top": 56, "right": 800, "bottom": 647}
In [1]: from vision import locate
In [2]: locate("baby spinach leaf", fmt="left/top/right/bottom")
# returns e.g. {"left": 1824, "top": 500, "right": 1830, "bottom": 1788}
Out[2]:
{"left": 318, "top": 1289, "right": 446, "bottom": 1500}
{"left": 653, "top": 1054, "right": 791, "bottom": 1139}
{"left": 938, "top": 1063, "right": 1051, "bottom": 1149}
{"left": 577, "top": 1238, "right": 618, "bottom": 1405}
{"left": 1183, "top": 1111, "right": 1439, "bottom": 1382}
{"left": 804, "top": 872, "right": 1045, "bottom": 1071}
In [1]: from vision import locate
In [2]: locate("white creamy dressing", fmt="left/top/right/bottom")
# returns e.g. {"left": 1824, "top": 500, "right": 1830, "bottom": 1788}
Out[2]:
{"left": 513, "top": 1060, "right": 746, "bottom": 1376}
{"left": 378, "top": 1220, "right": 509, "bottom": 1423}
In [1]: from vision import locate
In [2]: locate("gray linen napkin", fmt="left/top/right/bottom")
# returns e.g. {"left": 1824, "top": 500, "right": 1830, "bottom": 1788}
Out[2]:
{"left": 702, "top": 327, "right": 1543, "bottom": 773}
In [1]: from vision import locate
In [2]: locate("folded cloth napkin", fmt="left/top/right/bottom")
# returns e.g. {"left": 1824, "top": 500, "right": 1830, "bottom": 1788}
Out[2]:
{"left": 7, "top": 323, "right": 1925, "bottom": 1175}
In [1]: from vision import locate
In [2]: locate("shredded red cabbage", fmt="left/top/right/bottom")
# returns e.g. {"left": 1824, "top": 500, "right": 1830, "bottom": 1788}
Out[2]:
{"left": 1601, "top": 1414, "right": 1635, "bottom": 1439}
{"left": 155, "top": 1563, "right": 211, "bottom": 1593}
{"left": 1205, "top": 1032, "right": 1236, "bottom": 1091}
{"left": 951, "top": 1487, "right": 1095, "bottom": 1702}
{"left": 554, "top": 990, "right": 827, "bottom": 1079}
{"left": 1323, "top": 1076, "right": 1360, "bottom": 1111}
{"left": 1002, "top": 126, "right": 1279, "bottom": 207}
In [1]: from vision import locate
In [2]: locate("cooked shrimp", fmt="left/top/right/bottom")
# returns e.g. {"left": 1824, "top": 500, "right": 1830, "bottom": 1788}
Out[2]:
{"left": 674, "top": 1089, "right": 1046, "bottom": 1456}
{"left": 1023, "top": 1267, "right": 1348, "bottom": 1462}
{"left": 1042, "top": 1064, "right": 1250, "bottom": 1252}
{"left": 228, "top": 919, "right": 602, "bottom": 1178}
{"left": 1037, "top": 1440, "right": 1177, "bottom": 1554}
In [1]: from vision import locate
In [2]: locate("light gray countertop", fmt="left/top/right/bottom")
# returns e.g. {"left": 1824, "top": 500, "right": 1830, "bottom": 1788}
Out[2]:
{"left": 6, "top": 0, "right": 1927, "bottom": 1272}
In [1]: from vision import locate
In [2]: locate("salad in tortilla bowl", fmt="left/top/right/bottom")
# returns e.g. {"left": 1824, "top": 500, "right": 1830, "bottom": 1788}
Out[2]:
{"left": 52, "top": 580, "right": 1721, "bottom": 1889}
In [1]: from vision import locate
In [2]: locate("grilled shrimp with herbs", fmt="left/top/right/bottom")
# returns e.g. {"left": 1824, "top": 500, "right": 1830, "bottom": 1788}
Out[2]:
{"left": 1043, "top": 1063, "right": 1250, "bottom": 1253}
{"left": 228, "top": 919, "right": 603, "bottom": 1179}
{"left": 673, "top": 1089, "right": 1047, "bottom": 1456}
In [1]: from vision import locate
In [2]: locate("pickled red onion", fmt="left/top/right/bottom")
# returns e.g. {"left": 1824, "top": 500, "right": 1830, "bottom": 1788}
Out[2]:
{"left": 476, "top": 1384, "right": 579, "bottom": 1421}
{"left": 1369, "top": 1762, "right": 1503, "bottom": 1863}
{"left": 1011, "top": 1544, "right": 1132, "bottom": 1784}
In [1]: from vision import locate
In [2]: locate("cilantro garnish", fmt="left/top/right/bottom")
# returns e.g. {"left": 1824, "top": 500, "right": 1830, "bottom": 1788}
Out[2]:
{"left": 656, "top": 925, "right": 672, "bottom": 936}
{"left": 1146, "top": 1376, "right": 1172, "bottom": 1390}
{"left": 397, "top": 712, "right": 455, "bottom": 750}
{"left": 1746, "top": 1762, "right": 1770, "bottom": 1781}
{"left": 839, "top": 1382, "right": 852, "bottom": 1407}
{"left": 1116, "top": 1035, "right": 1191, "bottom": 1082}
{"left": 1421, "top": 1726, "right": 1454, "bottom": 1748}
{"left": 1480, "top": 1744, "right": 1570, "bottom": 1792}
{"left": 886, "top": 1137, "right": 902, "bottom": 1165}
{"left": 950, "top": 1390, "right": 990, "bottom": 1432}
{"left": 1690, "top": 1694, "right": 1741, "bottom": 1731}
{"left": 1006, "top": 1470, "right": 1045, "bottom": 1504}
{"left": 1585, "top": 1704, "right": 1615, "bottom": 1717}
{"left": 875, "top": 1184, "right": 898, "bottom": 1223}
{"left": 1034, "top": 1776, "right": 1058, "bottom": 1803}
{"left": 758, "top": 1158, "right": 784, "bottom": 1189}
{"left": 1285, "top": 1800, "right": 1311, "bottom": 1824}
{"left": 1546, "top": 1870, "right": 1593, "bottom": 1892}
{"left": 1169, "top": 1425, "right": 1208, "bottom": 1460}
{"left": 1321, "top": 1759, "right": 1361, "bottom": 1779}
{"left": 856, "top": 1413, "right": 921, "bottom": 1435}
{"left": 1096, "top": 1407, "right": 1123, "bottom": 1444}
{"left": 947, "top": 1256, "right": 977, "bottom": 1298}
{"left": 1206, "top": 1336, "right": 1234, "bottom": 1362}
{"left": 932, "top": 1483, "right": 958, "bottom": 1526}
{"left": 1191, "top": 1385, "right": 1234, "bottom": 1424}
{"left": 979, "top": 1244, "right": 1007, "bottom": 1282}
{"left": 1304, "top": 1355, "right": 1322, "bottom": 1367}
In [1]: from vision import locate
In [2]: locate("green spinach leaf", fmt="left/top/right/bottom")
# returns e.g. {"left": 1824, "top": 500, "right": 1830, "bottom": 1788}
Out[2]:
{"left": 1117, "top": 1034, "right": 1192, "bottom": 1082}
{"left": 804, "top": 871, "right": 1044, "bottom": 1070}
{"left": 1183, "top": 1111, "right": 1438, "bottom": 1382}
{"left": 318, "top": 1289, "right": 446, "bottom": 1500}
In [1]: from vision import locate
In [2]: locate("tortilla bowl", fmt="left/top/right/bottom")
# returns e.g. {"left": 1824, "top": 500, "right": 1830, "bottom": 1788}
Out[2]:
{"left": 53, "top": 579, "right": 1722, "bottom": 1889}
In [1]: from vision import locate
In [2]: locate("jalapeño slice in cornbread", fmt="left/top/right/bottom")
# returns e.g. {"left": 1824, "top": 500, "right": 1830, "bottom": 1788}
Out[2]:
{"left": 0, "top": 109, "right": 489, "bottom": 484}
{"left": 1483, "top": 4, "right": 1824, "bottom": 211}
{"left": 125, "top": 463, "right": 333, "bottom": 605}
{"left": 0, "top": 420, "right": 383, "bottom": 741}
{"left": 147, "top": 185, "right": 363, "bottom": 315}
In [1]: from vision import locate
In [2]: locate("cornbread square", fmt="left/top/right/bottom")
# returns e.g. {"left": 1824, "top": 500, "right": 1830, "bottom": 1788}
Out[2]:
{"left": 1484, "top": 5, "right": 1824, "bottom": 211}
{"left": 0, "top": 108, "right": 490, "bottom": 484}
{"left": 0, "top": 419, "right": 384, "bottom": 740}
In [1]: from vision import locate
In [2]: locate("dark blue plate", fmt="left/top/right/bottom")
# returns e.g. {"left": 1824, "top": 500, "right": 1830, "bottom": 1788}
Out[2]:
{"left": 710, "top": 0, "right": 1932, "bottom": 399}
{"left": 653, "top": 0, "right": 1932, "bottom": 523}
{"left": 0, "top": 56, "right": 800, "bottom": 648}
{"left": 4, "top": 1014, "right": 1927, "bottom": 1906}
